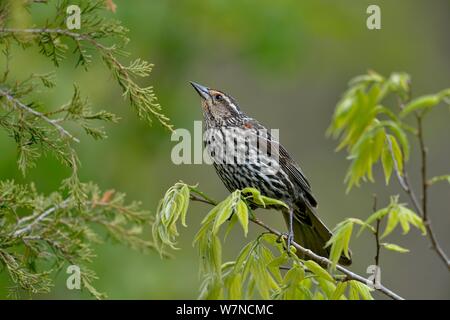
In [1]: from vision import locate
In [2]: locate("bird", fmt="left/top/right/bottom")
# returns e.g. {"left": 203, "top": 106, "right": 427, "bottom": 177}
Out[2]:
{"left": 190, "top": 82, "right": 352, "bottom": 266}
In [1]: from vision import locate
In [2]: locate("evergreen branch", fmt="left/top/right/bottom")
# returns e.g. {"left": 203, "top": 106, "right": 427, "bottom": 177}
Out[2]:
{"left": 12, "top": 199, "right": 71, "bottom": 237}
{"left": 0, "top": 27, "right": 173, "bottom": 131}
{"left": 0, "top": 88, "right": 80, "bottom": 143}
{"left": 0, "top": 181, "right": 155, "bottom": 297}
{"left": 415, "top": 113, "right": 449, "bottom": 270}
{"left": 372, "top": 195, "right": 381, "bottom": 268}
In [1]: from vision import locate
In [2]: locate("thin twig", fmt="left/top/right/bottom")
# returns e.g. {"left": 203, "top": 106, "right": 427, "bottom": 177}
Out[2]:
{"left": 189, "top": 192, "right": 404, "bottom": 300}
{"left": 0, "top": 88, "right": 80, "bottom": 143}
{"left": 12, "top": 199, "right": 70, "bottom": 237}
{"left": 373, "top": 194, "right": 381, "bottom": 268}
{"left": 250, "top": 216, "right": 403, "bottom": 300}
{"left": 190, "top": 194, "right": 216, "bottom": 206}
{"left": 0, "top": 28, "right": 127, "bottom": 80}
{"left": 388, "top": 109, "right": 450, "bottom": 270}
{"left": 416, "top": 114, "right": 450, "bottom": 270}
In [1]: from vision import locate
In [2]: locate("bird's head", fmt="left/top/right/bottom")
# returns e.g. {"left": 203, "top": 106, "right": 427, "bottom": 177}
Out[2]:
{"left": 190, "top": 82, "right": 242, "bottom": 125}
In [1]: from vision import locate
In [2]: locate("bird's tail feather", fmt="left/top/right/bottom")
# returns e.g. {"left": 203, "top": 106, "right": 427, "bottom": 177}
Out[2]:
{"left": 283, "top": 205, "right": 352, "bottom": 266}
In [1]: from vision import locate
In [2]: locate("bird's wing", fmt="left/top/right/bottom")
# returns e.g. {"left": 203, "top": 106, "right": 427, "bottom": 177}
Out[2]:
{"left": 242, "top": 118, "right": 317, "bottom": 208}
{"left": 278, "top": 143, "right": 317, "bottom": 207}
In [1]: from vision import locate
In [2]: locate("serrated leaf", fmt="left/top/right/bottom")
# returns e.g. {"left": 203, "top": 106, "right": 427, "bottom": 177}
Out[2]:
{"left": 348, "top": 280, "right": 374, "bottom": 300}
{"left": 153, "top": 182, "right": 191, "bottom": 253}
{"left": 212, "top": 195, "right": 236, "bottom": 234}
{"left": 429, "top": 175, "right": 450, "bottom": 185}
{"left": 227, "top": 273, "right": 242, "bottom": 300}
{"left": 357, "top": 209, "right": 386, "bottom": 237}
{"left": 211, "top": 235, "right": 222, "bottom": 274}
{"left": 326, "top": 219, "right": 355, "bottom": 267}
{"left": 381, "top": 142, "right": 394, "bottom": 185}
{"left": 283, "top": 264, "right": 305, "bottom": 286}
{"left": 241, "top": 187, "right": 288, "bottom": 209}
{"left": 259, "top": 195, "right": 289, "bottom": 209}
{"left": 381, "top": 197, "right": 426, "bottom": 239}
{"left": 385, "top": 135, "right": 403, "bottom": 176}
{"left": 401, "top": 94, "right": 441, "bottom": 117}
{"left": 268, "top": 254, "right": 289, "bottom": 270}
{"left": 235, "top": 200, "right": 249, "bottom": 236}
{"left": 224, "top": 213, "right": 238, "bottom": 241}
{"left": 179, "top": 184, "right": 190, "bottom": 227}
{"left": 331, "top": 282, "right": 348, "bottom": 300}
{"left": 317, "top": 277, "right": 337, "bottom": 299}
{"left": 381, "top": 206, "right": 399, "bottom": 238}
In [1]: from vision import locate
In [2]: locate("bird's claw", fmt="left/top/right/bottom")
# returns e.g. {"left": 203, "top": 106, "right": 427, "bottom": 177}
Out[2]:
{"left": 286, "top": 232, "right": 294, "bottom": 255}
{"left": 278, "top": 232, "right": 294, "bottom": 255}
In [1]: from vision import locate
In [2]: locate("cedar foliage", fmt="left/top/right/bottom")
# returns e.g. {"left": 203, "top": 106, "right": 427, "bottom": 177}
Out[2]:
{"left": 0, "top": 0, "right": 171, "bottom": 298}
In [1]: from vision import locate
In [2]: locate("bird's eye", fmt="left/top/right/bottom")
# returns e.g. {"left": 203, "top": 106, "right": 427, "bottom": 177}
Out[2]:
{"left": 215, "top": 94, "right": 223, "bottom": 101}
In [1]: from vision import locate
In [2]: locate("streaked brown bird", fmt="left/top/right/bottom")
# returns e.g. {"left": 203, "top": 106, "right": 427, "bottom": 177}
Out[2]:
{"left": 191, "top": 82, "right": 351, "bottom": 266}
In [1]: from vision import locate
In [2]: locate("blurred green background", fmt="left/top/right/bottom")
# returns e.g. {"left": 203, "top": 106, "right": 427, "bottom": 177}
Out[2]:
{"left": 0, "top": 0, "right": 449, "bottom": 299}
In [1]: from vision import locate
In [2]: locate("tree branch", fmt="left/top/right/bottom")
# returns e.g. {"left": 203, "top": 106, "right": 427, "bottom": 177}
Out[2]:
{"left": 391, "top": 112, "right": 449, "bottom": 270}
{"left": 415, "top": 114, "right": 450, "bottom": 270}
{"left": 0, "top": 28, "right": 130, "bottom": 85}
{"left": 0, "top": 88, "right": 80, "bottom": 143}
{"left": 189, "top": 194, "right": 404, "bottom": 300}
{"left": 372, "top": 194, "right": 381, "bottom": 268}
{"left": 12, "top": 199, "right": 71, "bottom": 237}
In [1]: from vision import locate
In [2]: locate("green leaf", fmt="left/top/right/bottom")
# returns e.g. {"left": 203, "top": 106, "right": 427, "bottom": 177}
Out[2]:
{"left": 235, "top": 200, "right": 249, "bottom": 236}
{"left": 388, "top": 72, "right": 411, "bottom": 97}
{"left": 400, "top": 206, "right": 426, "bottom": 235}
{"left": 387, "top": 134, "right": 404, "bottom": 175}
{"left": 241, "top": 187, "right": 265, "bottom": 205}
{"left": 212, "top": 235, "right": 222, "bottom": 274}
{"left": 381, "top": 205, "right": 399, "bottom": 238}
{"left": 179, "top": 184, "right": 190, "bottom": 227}
{"left": 381, "top": 196, "right": 426, "bottom": 239}
{"left": 268, "top": 253, "right": 289, "bottom": 271}
{"left": 316, "top": 277, "right": 337, "bottom": 299}
{"left": 382, "top": 243, "right": 409, "bottom": 253}
{"left": 331, "top": 282, "right": 348, "bottom": 300}
{"left": 429, "top": 175, "right": 450, "bottom": 186}
{"left": 260, "top": 196, "right": 289, "bottom": 209}
{"left": 384, "top": 121, "right": 409, "bottom": 160}
{"left": 325, "top": 219, "right": 356, "bottom": 267}
{"left": 401, "top": 94, "right": 441, "bottom": 117}
{"left": 304, "top": 260, "right": 335, "bottom": 283}
{"left": 211, "top": 191, "right": 240, "bottom": 235}
{"left": 227, "top": 273, "right": 242, "bottom": 299}
{"left": 283, "top": 263, "right": 305, "bottom": 286}
{"left": 241, "top": 187, "right": 288, "bottom": 209}
{"left": 348, "top": 280, "right": 374, "bottom": 300}
{"left": 381, "top": 142, "right": 394, "bottom": 185}
{"left": 212, "top": 204, "right": 233, "bottom": 235}
{"left": 152, "top": 182, "right": 191, "bottom": 253}
{"left": 224, "top": 214, "right": 238, "bottom": 241}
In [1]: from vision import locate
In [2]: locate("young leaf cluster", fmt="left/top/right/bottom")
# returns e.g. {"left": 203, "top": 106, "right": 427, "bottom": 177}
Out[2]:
{"left": 328, "top": 71, "right": 450, "bottom": 191}
{"left": 154, "top": 182, "right": 374, "bottom": 300}
{"left": 326, "top": 196, "right": 426, "bottom": 268}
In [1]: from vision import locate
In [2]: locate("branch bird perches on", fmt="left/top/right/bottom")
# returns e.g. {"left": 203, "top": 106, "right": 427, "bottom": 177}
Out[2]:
{"left": 189, "top": 193, "right": 404, "bottom": 300}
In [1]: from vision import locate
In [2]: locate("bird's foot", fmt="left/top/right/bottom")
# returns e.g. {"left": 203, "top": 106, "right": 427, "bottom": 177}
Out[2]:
{"left": 277, "top": 232, "right": 295, "bottom": 255}
{"left": 286, "top": 231, "right": 294, "bottom": 255}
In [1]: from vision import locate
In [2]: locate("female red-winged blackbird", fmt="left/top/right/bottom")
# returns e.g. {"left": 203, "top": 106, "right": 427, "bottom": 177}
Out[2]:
{"left": 191, "top": 82, "right": 351, "bottom": 266}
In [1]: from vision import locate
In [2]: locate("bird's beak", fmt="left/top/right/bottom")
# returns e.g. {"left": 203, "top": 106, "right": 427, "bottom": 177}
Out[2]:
{"left": 190, "top": 81, "right": 210, "bottom": 100}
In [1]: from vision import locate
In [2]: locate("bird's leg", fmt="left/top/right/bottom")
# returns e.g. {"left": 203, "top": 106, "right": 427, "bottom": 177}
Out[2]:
{"left": 287, "top": 206, "right": 294, "bottom": 254}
